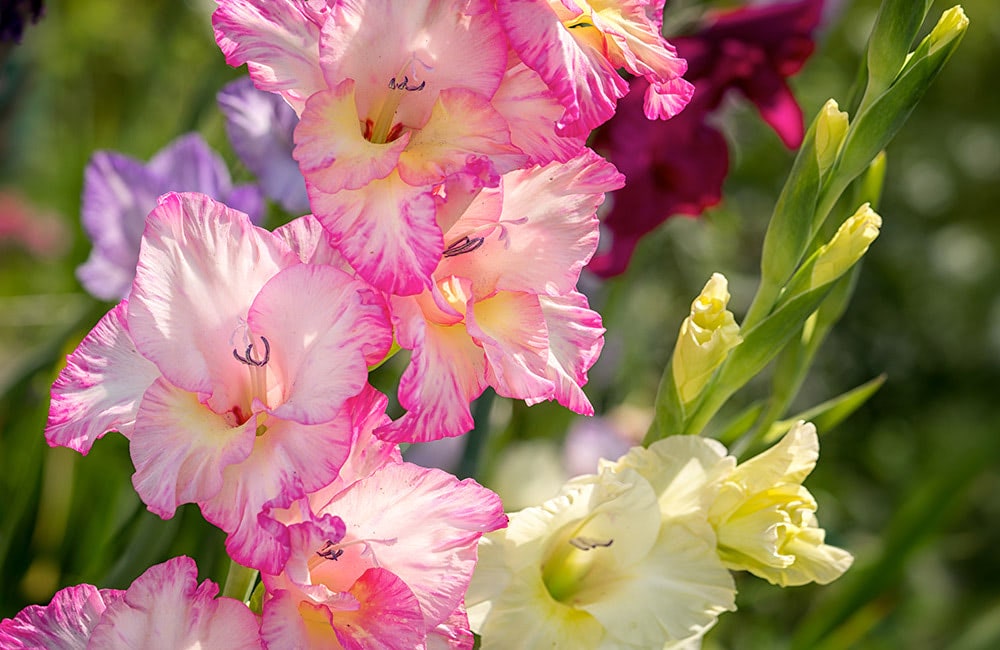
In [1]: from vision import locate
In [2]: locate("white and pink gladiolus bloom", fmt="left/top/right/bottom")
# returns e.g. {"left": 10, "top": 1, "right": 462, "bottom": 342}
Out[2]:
{"left": 498, "top": 0, "right": 694, "bottom": 135}
{"left": 256, "top": 388, "right": 507, "bottom": 649}
{"left": 46, "top": 192, "right": 393, "bottom": 574}
{"left": 0, "top": 557, "right": 263, "bottom": 649}
{"left": 379, "top": 149, "right": 624, "bottom": 443}
{"left": 214, "top": 0, "right": 580, "bottom": 296}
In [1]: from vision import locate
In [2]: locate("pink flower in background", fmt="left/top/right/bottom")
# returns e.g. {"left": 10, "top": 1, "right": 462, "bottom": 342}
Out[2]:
{"left": 218, "top": 77, "right": 311, "bottom": 215}
{"left": 47, "top": 193, "right": 392, "bottom": 574}
{"left": 77, "top": 133, "right": 264, "bottom": 301}
{"left": 498, "top": 0, "right": 693, "bottom": 136}
{"left": 257, "top": 388, "right": 506, "bottom": 649}
{"left": 590, "top": 0, "right": 824, "bottom": 277}
{"left": 379, "top": 150, "right": 624, "bottom": 443}
{"left": 1, "top": 557, "right": 262, "bottom": 649}
{"left": 0, "top": 191, "right": 70, "bottom": 259}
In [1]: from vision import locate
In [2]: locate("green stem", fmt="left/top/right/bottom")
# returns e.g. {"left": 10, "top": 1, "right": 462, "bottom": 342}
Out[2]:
{"left": 222, "top": 559, "right": 258, "bottom": 603}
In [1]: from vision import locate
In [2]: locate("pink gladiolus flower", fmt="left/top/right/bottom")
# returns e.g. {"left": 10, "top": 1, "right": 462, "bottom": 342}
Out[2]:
{"left": 46, "top": 193, "right": 393, "bottom": 574}
{"left": 0, "top": 557, "right": 262, "bottom": 649}
{"left": 590, "top": 0, "right": 824, "bottom": 277}
{"left": 257, "top": 388, "right": 506, "bottom": 649}
{"left": 378, "top": 150, "right": 624, "bottom": 443}
{"left": 497, "top": 0, "right": 693, "bottom": 136}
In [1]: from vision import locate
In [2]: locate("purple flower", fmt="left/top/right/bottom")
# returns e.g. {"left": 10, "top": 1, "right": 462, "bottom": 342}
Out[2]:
{"left": 590, "top": 0, "right": 824, "bottom": 277}
{"left": 217, "top": 77, "right": 310, "bottom": 215}
{"left": 0, "top": 0, "right": 43, "bottom": 43}
{"left": 77, "top": 133, "right": 264, "bottom": 301}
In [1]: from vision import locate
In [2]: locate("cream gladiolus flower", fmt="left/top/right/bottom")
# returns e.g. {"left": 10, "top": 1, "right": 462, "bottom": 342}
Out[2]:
{"left": 708, "top": 421, "right": 854, "bottom": 587}
{"left": 467, "top": 436, "right": 737, "bottom": 650}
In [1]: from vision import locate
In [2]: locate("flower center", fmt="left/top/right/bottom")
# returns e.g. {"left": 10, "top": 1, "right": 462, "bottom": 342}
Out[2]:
{"left": 541, "top": 534, "right": 614, "bottom": 604}
{"left": 228, "top": 333, "right": 272, "bottom": 431}
{"left": 366, "top": 54, "right": 433, "bottom": 145}
{"left": 307, "top": 535, "right": 399, "bottom": 593}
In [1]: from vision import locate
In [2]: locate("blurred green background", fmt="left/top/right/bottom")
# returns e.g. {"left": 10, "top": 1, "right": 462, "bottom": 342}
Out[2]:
{"left": 0, "top": 1, "right": 997, "bottom": 648}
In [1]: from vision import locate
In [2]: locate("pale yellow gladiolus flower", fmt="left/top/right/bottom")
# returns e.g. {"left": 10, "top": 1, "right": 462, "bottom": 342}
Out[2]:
{"left": 672, "top": 273, "right": 742, "bottom": 406}
{"left": 708, "top": 421, "right": 854, "bottom": 586}
{"left": 810, "top": 203, "right": 882, "bottom": 290}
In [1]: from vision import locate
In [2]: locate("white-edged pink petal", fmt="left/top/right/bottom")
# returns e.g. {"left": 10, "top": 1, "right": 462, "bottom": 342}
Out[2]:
{"left": 0, "top": 584, "right": 123, "bottom": 649}
{"left": 498, "top": 0, "right": 627, "bottom": 135}
{"left": 319, "top": 0, "right": 507, "bottom": 124}
{"left": 427, "top": 604, "right": 474, "bottom": 650}
{"left": 308, "top": 171, "right": 441, "bottom": 295}
{"left": 492, "top": 62, "right": 587, "bottom": 166}
{"left": 273, "top": 214, "right": 349, "bottom": 268}
{"left": 378, "top": 296, "right": 487, "bottom": 443}
{"left": 88, "top": 556, "right": 263, "bottom": 649}
{"left": 247, "top": 263, "right": 391, "bottom": 424}
{"left": 466, "top": 291, "right": 553, "bottom": 400}
{"left": 201, "top": 412, "right": 356, "bottom": 575}
{"left": 127, "top": 192, "right": 297, "bottom": 404}
{"left": 46, "top": 302, "right": 160, "bottom": 453}
{"left": 399, "top": 88, "right": 521, "bottom": 186}
{"left": 260, "top": 589, "right": 340, "bottom": 650}
{"left": 333, "top": 568, "right": 426, "bottom": 650}
{"left": 318, "top": 462, "right": 506, "bottom": 629}
{"left": 440, "top": 149, "right": 623, "bottom": 297}
{"left": 525, "top": 292, "right": 604, "bottom": 415}
{"left": 212, "top": 0, "right": 328, "bottom": 114}
{"left": 130, "top": 378, "right": 257, "bottom": 519}
{"left": 294, "top": 81, "right": 411, "bottom": 193}
{"left": 645, "top": 76, "right": 696, "bottom": 121}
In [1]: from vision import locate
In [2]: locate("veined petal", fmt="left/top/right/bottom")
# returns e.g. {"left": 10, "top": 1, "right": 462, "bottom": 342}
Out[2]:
{"left": 591, "top": 0, "right": 688, "bottom": 83}
{"left": 308, "top": 171, "right": 441, "bottom": 295}
{"left": 212, "top": 0, "right": 328, "bottom": 114}
{"left": 498, "top": 0, "right": 628, "bottom": 135}
{"left": 203, "top": 411, "right": 355, "bottom": 574}
{"left": 88, "top": 556, "right": 263, "bottom": 649}
{"left": 492, "top": 63, "right": 587, "bottom": 167}
{"left": 466, "top": 291, "right": 553, "bottom": 401}
{"left": 427, "top": 605, "right": 474, "bottom": 650}
{"left": 294, "top": 81, "right": 410, "bottom": 193}
{"left": 378, "top": 296, "right": 487, "bottom": 442}
{"left": 333, "top": 568, "right": 426, "bottom": 650}
{"left": 260, "top": 590, "right": 340, "bottom": 650}
{"left": 320, "top": 0, "right": 507, "bottom": 125}
{"left": 440, "top": 149, "right": 622, "bottom": 297}
{"left": 320, "top": 462, "right": 506, "bottom": 628}
{"left": 644, "top": 76, "right": 695, "bottom": 121}
{"left": 0, "top": 584, "right": 122, "bottom": 649}
{"left": 127, "top": 192, "right": 298, "bottom": 399}
{"left": 273, "top": 214, "right": 349, "bottom": 268}
{"left": 247, "top": 263, "right": 392, "bottom": 424}
{"left": 130, "top": 378, "right": 257, "bottom": 519}
{"left": 398, "top": 89, "right": 519, "bottom": 187}
{"left": 46, "top": 302, "right": 160, "bottom": 454}
{"left": 526, "top": 293, "right": 603, "bottom": 415}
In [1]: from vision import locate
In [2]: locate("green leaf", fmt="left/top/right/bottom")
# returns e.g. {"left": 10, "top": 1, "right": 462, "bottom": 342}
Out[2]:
{"left": 762, "top": 374, "right": 887, "bottom": 445}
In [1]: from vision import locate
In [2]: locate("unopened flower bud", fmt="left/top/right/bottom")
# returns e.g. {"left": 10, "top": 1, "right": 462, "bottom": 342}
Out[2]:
{"left": 815, "top": 99, "right": 849, "bottom": 175}
{"left": 810, "top": 203, "right": 882, "bottom": 290}
{"left": 927, "top": 5, "right": 969, "bottom": 57}
{"left": 672, "top": 273, "right": 742, "bottom": 405}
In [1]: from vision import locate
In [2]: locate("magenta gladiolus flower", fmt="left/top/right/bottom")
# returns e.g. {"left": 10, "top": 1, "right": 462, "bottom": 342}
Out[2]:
{"left": 218, "top": 77, "right": 310, "bottom": 215}
{"left": 379, "top": 150, "right": 623, "bottom": 443}
{"left": 257, "top": 388, "right": 506, "bottom": 649}
{"left": 0, "top": 557, "right": 262, "bottom": 649}
{"left": 77, "top": 133, "right": 264, "bottom": 301}
{"left": 590, "top": 0, "right": 824, "bottom": 277}
{"left": 47, "top": 193, "right": 393, "bottom": 574}
{"left": 497, "top": 0, "right": 693, "bottom": 136}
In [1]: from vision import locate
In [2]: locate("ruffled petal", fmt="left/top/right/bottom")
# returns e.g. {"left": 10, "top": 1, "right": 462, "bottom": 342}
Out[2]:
{"left": 294, "top": 81, "right": 410, "bottom": 193}
{"left": 127, "top": 192, "right": 298, "bottom": 401}
{"left": 88, "top": 556, "right": 262, "bottom": 649}
{"left": 212, "top": 0, "right": 328, "bottom": 113}
{"left": 426, "top": 604, "right": 474, "bottom": 650}
{"left": 46, "top": 302, "right": 160, "bottom": 453}
{"left": 0, "top": 584, "right": 122, "bottom": 649}
{"left": 130, "top": 378, "right": 257, "bottom": 519}
{"left": 273, "top": 214, "right": 350, "bottom": 267}
{"left": 333, "top": 568, "right": 426, "bottom": 650}
{"left": 307, "top": 171, "right": 441, "bottom": 295}
{"left": 644, "top": 76, "right": 696, "bottom": 120}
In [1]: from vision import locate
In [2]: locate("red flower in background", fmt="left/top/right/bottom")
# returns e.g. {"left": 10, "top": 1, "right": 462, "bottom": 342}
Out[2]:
{"left": 590, "top": 0, "right": 824, "bottom": 277}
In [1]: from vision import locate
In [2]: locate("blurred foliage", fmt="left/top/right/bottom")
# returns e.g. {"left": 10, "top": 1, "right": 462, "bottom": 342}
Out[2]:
{"left": 0, "top": 0, "right": 997, "bottom": 648}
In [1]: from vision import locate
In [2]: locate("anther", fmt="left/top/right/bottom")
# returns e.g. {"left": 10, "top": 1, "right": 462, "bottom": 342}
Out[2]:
{"left": 316, "top": 540, "right": 344, "bottom": 561}
{"left": 443, "top": 236, "right": 485, "bottom": 258}
{"left": 233, "top": 336, "right": 270, "bottom": 367}
{"left": 568, "top": 536, "right": 614, "bottom": 551}
{"left": 388, "top": 75, "right": 426, "bottom": 92}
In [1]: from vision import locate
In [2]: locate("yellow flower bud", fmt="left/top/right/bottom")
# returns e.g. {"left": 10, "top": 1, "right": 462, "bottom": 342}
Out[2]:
{"left": 927, "top": 5, "right": 969, "bottom": 57}
{"left": 708, "top": 422, "right": 853, "bottom": 587}
{"left": 815, "top": 99, "right": 849, "bottom": 175}
{"left": 810, "top": 203, "right": 882, "bottom": 290}
{"left": 672, "top": 273, "right": 742, "bottom": 406}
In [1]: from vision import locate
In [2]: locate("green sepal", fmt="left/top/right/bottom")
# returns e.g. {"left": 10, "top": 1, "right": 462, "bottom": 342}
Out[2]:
{"left": 862, "top": 0, "right": 934, "bottom": 106}
{"left": 644, "top": 360, "right": 687, "bottom": 445}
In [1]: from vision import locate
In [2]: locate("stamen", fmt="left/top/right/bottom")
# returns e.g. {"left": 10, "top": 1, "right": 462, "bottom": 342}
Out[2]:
{"left": 443, "top": 236, "right": 485, "bottom": 258}
{"left": 233, "top": 336, "right": 270, "bottom": 367}
{"left": 316, "top": 540, "right": 345, "bottom": 562}
{"left": 388, "top": 75, "right": 426, "bottom": 92}
{"left": 568, "top": 536, "right": 614, "bottom": 551}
